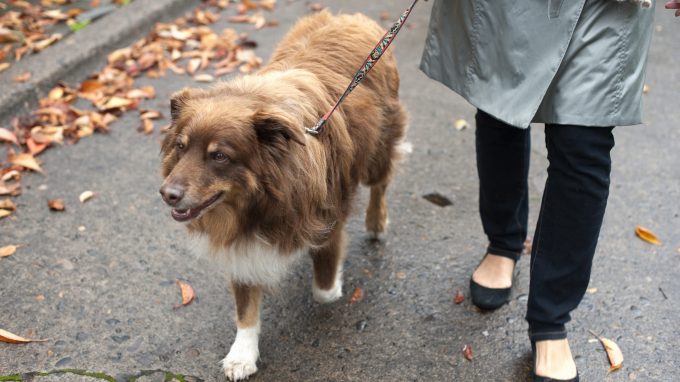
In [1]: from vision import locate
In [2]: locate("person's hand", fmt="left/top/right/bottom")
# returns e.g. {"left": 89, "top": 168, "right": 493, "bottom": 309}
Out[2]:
{"left": 666, "top": 1, "right": 680, "bottom": 17}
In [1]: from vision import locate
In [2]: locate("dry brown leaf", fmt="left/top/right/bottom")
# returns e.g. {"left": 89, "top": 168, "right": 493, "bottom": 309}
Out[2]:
{"left": 79, "top": 190, "right": 95, "bottom": 203}
{"left": 33, "top": 34, "right": 62, "bottom": 52}
{"left": 0, "top": 209, "right": 12, "bottom": 219}
{"left": 348, "top": 287, "right": 364, "bottom": 305}
{"left": 454, "top": 290, "right": 464, "bottom": 304}
{"left": 462, "top": 344, "right": 473, "bottom": 361}
{"left": 0, "top": 62, "right": 10, "bottom": 73}
{"left": 194, "top": 74, "right": 214, "bottom": 82}
{"left": 175, "top": 280, "right": 196, "bottom": 307}
{"left": 27, "top": 138, "right": 48, "bottom": 156}
{"left": 0, "top": 328, "right": 48, "bottom": 344}
{"left": 79, "top": 79, "right": 104, "bottom": 93}
{"left": 140, "top": 110, "right": 162, "bottom": 120}
{"left": 14, "top": 72, "right": 32, "bottom": 82}
{"left": 635, "top": 225, "right": 661, "bottom": 245}
{"left": 0, "top": 199, "right": 16, "bottom": 211}
{"left": 10, "top": 153, "right": 43, "bottom": 173}
{"left": 187, "top": 58, "right": 202, "bottom": 74}
{"left": 0, "top": 245, "right": 18, "bottom": 258}
{"left": 48, "top": 199, "right": 65, "bottom": 211}
{"left": 101, "top": 97, "right": 133, "bottom": 110}
{"left": 48, "top": 86, "right": 64, "bottom": 100}
{"left": 0, "top": 128, "right": 19, "bottom": 145}
{"left": 140, "top": 118, "right": 154, "bottom": 135}
{"left": 589, "top": 331, "right": 623, "bottom": 372}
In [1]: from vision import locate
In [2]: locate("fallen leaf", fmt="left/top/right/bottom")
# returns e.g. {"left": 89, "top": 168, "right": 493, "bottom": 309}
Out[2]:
{"left": 27, "top": 138, "right": 48, "bottom": 156}
{"left": 0, "top": 209, "right": 12, "bottom": 219}
{"left": 0, "top": 128, "right": 19, "bottom": 145}
{"left": 635, "top": 225, "right": 661, "bottom": 245}
{"left": 100, "top": 96, "right": 132, "bottom": 110}
{"left": 462, "top": 344, "right": 473, "bottom": 361}
{"left": 48, "top": 86, "right": 64, "bottom": 100}
{"left": 48, "top": 199, "right": 65, "bottom": 211}
{"left": 79, "top": 190, "right": 95, "bottom": 203}
{"left": 589, "top": 330, "right": 623, "bottom": 372}
{"left": 0, "top": 328, "right": 48, "bottom": 344}
{"left": 194, "top": 73, "right": 214, "bottom": 82}
{"left": 187, "top": 58, "right": 202, "bottom": 74}
{"left": 79, "top": 79, "right": 104, "bottom": 93}
{"left": 348, "top": 287, "right": 364, "bottom": 305}
{"left": 175, "top": 280, "right": 196, "bottom": 307}
{"left": 586, "top": 287, "right": 598, "bottom": 294}
{"left": 0, "top": 245, "right": 18, "bottom": 258}
{"left": 0, "top": 199, "right": 16, "bottom": 211}
{"left": 454, "top": 119, "right": 469, "bottom": 131}
{"left": 10, "top": 153, "right": 43, "bottom": 173}
{"left": 14, "top": 72, "right": 32, "bottom": 82}
{"left": 140, "top": 110, "right": 162, "bottom": 120}
{"left": 396, "top": 271, "right": 406, "bottom": 279}
{"left": 0, "top": 63, "right": 10, "bottom": 72}
{"left": 140, "top": 118, "right": 153, "bottom": 135}
{"left": 422, "top": 192, "right": 453, "bottom": 207}
{"left": 454, "top": 290, "right": 464, "bottom": 304}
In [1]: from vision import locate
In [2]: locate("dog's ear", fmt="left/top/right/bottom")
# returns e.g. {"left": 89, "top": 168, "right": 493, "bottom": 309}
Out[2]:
{"left": 170, "top": 89, "right": 192, "bottom": 124}
{"left": 253, "top": 117, "right": 306, "bottom": 147}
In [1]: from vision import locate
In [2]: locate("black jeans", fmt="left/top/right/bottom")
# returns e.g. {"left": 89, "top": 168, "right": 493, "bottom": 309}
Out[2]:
{"left": 475, "top": 110, "right": 615, "bottom": 342}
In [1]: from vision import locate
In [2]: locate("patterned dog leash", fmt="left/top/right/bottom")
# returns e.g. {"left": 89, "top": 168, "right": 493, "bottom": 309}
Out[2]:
{"left": 305, "top": 0, "right": 421, "bottom": 135}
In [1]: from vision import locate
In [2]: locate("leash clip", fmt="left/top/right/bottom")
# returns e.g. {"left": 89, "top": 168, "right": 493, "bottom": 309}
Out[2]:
{"left": 305, "top": 118, "right": 325, "bottom": 135}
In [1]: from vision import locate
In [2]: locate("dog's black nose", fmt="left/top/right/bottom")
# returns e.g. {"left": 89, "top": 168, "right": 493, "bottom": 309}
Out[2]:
{"left": 160, "top": 184, "right": 185, "bottom": 206}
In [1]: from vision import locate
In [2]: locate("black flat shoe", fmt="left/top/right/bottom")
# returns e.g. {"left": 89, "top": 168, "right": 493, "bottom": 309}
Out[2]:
{"left": 531, "top": 341, "right": 580, "bottom": 382}
{"left": 469, "top": 253, "right": 518, "bottom": 310}
{"left": 469, "top": 278, "right": 512, "bottom": 310}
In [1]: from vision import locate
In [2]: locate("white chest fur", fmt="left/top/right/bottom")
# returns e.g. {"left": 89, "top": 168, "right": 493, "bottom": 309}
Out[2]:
{"left": 188, "top": 234, "right": 304, "bottom": 286}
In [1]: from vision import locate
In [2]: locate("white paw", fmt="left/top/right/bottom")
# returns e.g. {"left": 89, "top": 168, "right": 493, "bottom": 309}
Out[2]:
{"left": 222, "top": 327, "right": 259, "bottom": 381}
{"left": 313, "top": 278, "right": 343, "bottom": 304}
{"left": 222, "top": 355, "right": 258, "bottom": 381}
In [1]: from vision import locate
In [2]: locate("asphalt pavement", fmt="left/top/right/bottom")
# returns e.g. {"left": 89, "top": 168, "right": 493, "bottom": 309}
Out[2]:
{"left": 1, "top": 1, "right": 679, "bottom": 381}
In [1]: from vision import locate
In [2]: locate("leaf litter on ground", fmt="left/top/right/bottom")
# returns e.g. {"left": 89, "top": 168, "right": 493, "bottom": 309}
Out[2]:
{"left": 0, "top": 0, "right": 271, "bottom": 216}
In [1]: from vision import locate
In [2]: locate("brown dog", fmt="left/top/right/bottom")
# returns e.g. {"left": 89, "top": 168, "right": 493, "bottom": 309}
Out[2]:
{"left": 160, "top": 10, "right": 407, "bottom": 380}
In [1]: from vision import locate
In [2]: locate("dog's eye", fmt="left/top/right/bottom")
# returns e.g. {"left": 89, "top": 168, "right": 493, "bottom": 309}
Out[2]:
{"left": 211, "top": 152, "right": 228, "bottom": 163}
{"left": 176, "top": 141, "right": 185, "bottom": 150}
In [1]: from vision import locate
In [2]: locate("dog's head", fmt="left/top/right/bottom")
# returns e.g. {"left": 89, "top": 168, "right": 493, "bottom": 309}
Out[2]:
{"left": 159, "top": 87, "right": 306, "bottom": 223}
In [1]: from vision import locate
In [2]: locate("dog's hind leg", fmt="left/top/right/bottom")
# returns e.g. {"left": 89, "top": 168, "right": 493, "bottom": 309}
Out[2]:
{"left": 365, "top": 181, "right": 389, "bottom": 239}
{"left": 222, "top": 283, "right": 262, "bottom": 381}
{"left": 311, "top": 225, "right": 346, "bottom": 304}
{"left": 364, "top": 101, "right": 407, "bottom": 239}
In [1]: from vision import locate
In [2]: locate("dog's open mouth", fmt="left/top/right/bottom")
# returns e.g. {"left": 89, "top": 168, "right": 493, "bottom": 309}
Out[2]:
{"left": 171, "top": 192, "right": 223, "bottom": 222}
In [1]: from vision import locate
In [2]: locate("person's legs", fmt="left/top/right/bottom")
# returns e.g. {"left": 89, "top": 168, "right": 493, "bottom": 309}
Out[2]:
{"left": 528, "top": 124, "right": 615, "bottom": 379}
{"left": 472, "top": 109, "right": 530, "bottom": 291}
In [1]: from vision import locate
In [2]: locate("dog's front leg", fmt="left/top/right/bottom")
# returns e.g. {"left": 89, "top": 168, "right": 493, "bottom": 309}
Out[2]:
{"left": 222, "top": 282, "right": 262, "bottom": 381}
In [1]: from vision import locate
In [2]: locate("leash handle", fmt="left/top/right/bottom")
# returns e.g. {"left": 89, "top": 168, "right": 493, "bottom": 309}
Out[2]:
{"left": 305, "top": 0, "right": 420, "bottom": 135}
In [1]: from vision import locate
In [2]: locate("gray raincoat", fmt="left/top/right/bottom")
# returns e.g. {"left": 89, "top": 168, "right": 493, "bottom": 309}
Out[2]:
{"left": 420, "top": 0, "right": 656, "bottom": 128}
